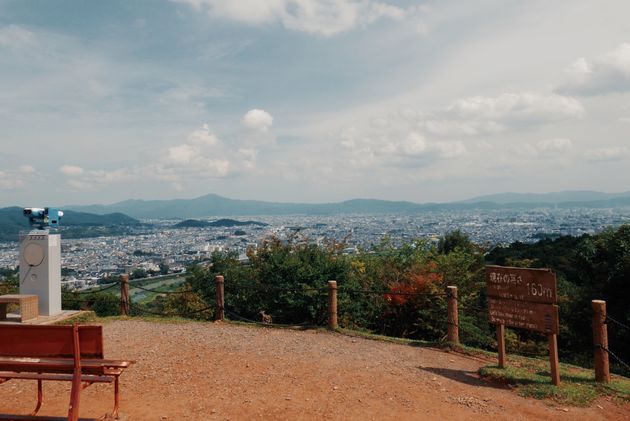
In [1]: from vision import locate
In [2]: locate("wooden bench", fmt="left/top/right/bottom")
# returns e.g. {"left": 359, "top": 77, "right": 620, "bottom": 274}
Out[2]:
{"left": 0, "top": 324, "right": 134, "bottom": 421}
{"left": 0, "top": 294, "right": 39, "bottom": 322}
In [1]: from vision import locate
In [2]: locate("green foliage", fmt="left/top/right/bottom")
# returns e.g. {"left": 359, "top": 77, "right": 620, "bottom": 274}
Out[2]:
{"left": 0, "top": 275, "right": 18, "bottom": 295}
{"left": 150, "top": 283, "right": 213, "bottom": 320}
{"left": 62, "top": 289, "right": 119, "bottom": 317}
{"left": 182, "top": 237, "right": 492, "bottom": 347}
{"left": 130, "top": 268, "right": 147, "bottom": 279}
{"left": 438, "top": 229, "right": 475, "bottom": 255}
{"left": 98, "top": 275, "right": 120, "bottom": 285}
{"left": 0, "top": 267, "right": 18, "bottom": 278}
{"left": 159, "top": 263, "right": 170, "bottom": 275}
{"left": 61, "top": 267, "right": 77, "bottom": 277}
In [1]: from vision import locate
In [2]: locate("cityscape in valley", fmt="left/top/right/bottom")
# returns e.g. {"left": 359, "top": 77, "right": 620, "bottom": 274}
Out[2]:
{"left": 1, "top": 195, "right": 629, "bottom": 289}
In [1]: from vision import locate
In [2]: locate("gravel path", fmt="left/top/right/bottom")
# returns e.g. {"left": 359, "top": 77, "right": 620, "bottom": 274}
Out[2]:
{"left": 2, "top": 320, "right": 628, "bottom": 420}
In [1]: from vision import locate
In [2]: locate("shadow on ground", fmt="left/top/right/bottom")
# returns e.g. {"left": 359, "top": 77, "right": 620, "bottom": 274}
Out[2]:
{"left": 419, "top": 366, "right": 514, "bottom": 389}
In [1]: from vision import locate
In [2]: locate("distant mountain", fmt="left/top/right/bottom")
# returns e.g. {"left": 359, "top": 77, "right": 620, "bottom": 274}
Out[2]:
{"left": 0, "top": 207, "right": 140, "bottom": 242}
{"left": 68, "top": 194, "right": 428, "bottom": 219}
{"left": 173, "top": 218, "right": 268, "bottom": 228}
{"left": 62, "top": 210, "right": 140, "bottom": 226}
{"left": 460, "top": 191, "right": 630, "bottom": 205}
{"left": 65, "top": 191, "right": 630, "bottom": 219}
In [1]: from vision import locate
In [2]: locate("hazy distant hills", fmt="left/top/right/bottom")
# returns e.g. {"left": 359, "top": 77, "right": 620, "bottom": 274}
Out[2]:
{"left": 2, "top": 190, "right": 628, "bottom": 242}
{"left": 173, "top": 218, "right": 268, "bottom": 228}
{"left": 0, "top": 207, "right": 140, "bottom": 241}
{"left": 68, "top": 194, "right": 430, "bottom": 218}
{"left": 65, "top": 191, "right": 630, "bottom": 219}
{"left": 459, "top": 190, "right": 630, "bottom": 205}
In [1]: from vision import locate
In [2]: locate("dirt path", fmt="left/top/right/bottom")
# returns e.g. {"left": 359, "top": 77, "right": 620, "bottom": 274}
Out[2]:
{"left": 2, "top": 320, "right": 628, "bottom": 420}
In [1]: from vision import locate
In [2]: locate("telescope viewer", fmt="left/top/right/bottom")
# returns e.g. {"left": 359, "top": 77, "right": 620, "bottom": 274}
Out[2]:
{"left": 23, "top": 207, "right": 63, "bottom": 230}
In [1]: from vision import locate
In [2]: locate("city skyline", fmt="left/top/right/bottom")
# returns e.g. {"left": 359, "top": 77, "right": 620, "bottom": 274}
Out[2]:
{"left": 1, "top": 1, "right": 630, "bottom": 207}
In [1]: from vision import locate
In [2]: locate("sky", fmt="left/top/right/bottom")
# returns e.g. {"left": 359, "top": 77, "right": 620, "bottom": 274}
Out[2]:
{"left": 1, "top": 0, "right": 629, "bottom": 207}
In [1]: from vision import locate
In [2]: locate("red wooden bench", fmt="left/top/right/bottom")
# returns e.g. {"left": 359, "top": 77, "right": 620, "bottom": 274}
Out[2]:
{"left": 0, "top": 324, "right": 134, "bottom": 421}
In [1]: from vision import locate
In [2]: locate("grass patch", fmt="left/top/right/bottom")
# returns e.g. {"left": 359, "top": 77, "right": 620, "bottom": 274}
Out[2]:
{"left": 479, "top": 357, "right": 630, "bottom": 406}
{"left": 53, "top": 311, "right": 98, "bottom": 325}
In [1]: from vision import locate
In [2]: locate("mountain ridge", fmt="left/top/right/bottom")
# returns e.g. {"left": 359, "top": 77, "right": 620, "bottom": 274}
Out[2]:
{"left": 64, "top": 190, "right": 630, "bottom": 219}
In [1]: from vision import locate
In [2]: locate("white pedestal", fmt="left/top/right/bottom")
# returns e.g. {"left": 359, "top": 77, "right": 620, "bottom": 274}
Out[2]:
{"left": 19, "top": 231, "right": 62, "bottom": 316}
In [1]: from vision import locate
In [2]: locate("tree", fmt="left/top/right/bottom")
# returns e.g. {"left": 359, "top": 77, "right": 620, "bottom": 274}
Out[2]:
{"left": 159, "top": 263, "right": 170, "bottom": 275}
{"left": 130, "top": 268, "right": 147, "bottom": 279}
{"left": 438, "top": 230, "right": 475, "bottom": 255}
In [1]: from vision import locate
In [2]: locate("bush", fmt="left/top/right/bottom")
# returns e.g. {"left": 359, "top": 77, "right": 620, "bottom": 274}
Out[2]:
{"left": 62, "top": 289, "right": 119, "bottom": 317}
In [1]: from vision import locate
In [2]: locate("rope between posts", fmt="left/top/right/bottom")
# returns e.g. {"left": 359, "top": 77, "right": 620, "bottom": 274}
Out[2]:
{"left": 128, "top": 302, "right": 213, "bottom": 317}
{"left": 130, "top": 284, "right": 193, "bottom": 294}
{"left": 224, "top": 282, "right": 327, "bottom": 293}
{"left": 595, "top": 344, "right": 630, "bottom": 373}
{"left": 224, "top": 308, "right": 319, "bottom": 329}
{"left": 62, "top": 297, "right": 120, "bottom": 305}
{"left": 69, "top": 282, "right": 120, "bottom": 294}
{"left": 606, "top": 314, "right": 630, "bottom": 331}
{"left": 338, "top": 287, "right": 446, "bottom": 297}
{"left": 224, "top": 308, "right": 265, "bottom": 325}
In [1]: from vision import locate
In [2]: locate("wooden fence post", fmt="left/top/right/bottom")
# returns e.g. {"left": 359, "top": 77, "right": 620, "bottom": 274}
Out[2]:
{"left": 592, "top": 300, "right": 610, "bottom": 383}
{"left": 215, "top": 275, "right": 225, "bottom": 321}
{"left": 497, "top": 324, "right": 506, "bottom": 368}
{"left": 119, "top": 274, "right": 129, "bottom": 316}
{"left": 548, "top": 333, "right": 561, "bottom": 386}
{"left": 446, "top": 286, "right": 459, "bottom": 344}
{"left": 328, "top": 280, "right": 338, "bottom": 330}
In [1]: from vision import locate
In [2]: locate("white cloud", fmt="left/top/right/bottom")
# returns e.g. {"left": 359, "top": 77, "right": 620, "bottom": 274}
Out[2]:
{"left": 585, "top": 147, "right": 629, "bottom": 162}
{"left": 66, "top": 179, "right": 93, "bottom": 191}
{"left": 63, "top": 168, "right": 132, "bottom": 191}
{"left": 157, "top": 123, "right": 265, "bottom": 179}
{"left": 175, "top": 0, "right": 409, "bottom": 36}
{"left": 537, "top": 138, "right": 573, "bottom": 154}
{"left": 241, "top": 109, "right": 273, "bottom": 132}
{"left": 447, "top": 92, "right": 584, "bottom": 127}
{"left": 0, "top": 25, "right": 36, "bottom": 48}
{"left": 18, "top": 165, "right": 36, "bottom": 173}
{"left": 58, "top": 122, "right": 266, "bottom": 194}
{"left": 166, "top": 144, "right": 197, "bottom": 164}
{"left": 559, "top": 43, "right": 630, "bottom": 95}
{"left": 431, "top": 141, "right": 467, "bottom": 158}
{"left": 0, "top": 170, "right": 24, "bottom": 190}
{"left": 514, "top": 138, "right": 573, "bottom": 158}
{"left": 59, "top": 165, "right": 84, "bottom": 176}
{"left": 401, "top": 132, "right": 428, "bottom": 156}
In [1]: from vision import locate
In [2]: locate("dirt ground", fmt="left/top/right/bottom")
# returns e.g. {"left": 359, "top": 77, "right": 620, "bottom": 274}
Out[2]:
{"left": 2, "top": 320, "right": 628, "bottom": 420}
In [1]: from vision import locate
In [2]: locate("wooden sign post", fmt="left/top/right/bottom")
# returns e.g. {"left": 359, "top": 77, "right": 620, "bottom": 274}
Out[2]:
{"left": 486, "top": 265, "right": 560, "bottom": 386}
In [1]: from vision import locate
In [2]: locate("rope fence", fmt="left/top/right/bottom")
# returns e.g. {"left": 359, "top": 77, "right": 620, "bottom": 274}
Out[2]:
{"left": 60, "top": 274, "right": 630, "bottom": 383}
{"left": 606, "top": 314, "right": 630, "bottom": 331}
{"left": 594, "top": 344, "right": 630, "bottom": 374}
{"left": 68, "top": 282, "right": 119, "bottom": 295}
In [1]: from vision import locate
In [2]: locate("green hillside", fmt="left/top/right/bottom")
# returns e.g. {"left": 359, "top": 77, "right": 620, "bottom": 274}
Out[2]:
{"left": 0, "top": 207, "right": 141, "bottom": 242}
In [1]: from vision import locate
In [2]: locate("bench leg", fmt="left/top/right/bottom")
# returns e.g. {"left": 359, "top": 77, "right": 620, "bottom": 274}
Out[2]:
{"left": 113, "top": 375, "right": 120, "bottom": 419}
{"left": 30, "top": 379, "right": 43, "bottom": 416}
{"left": 0, "top": 303, "right": 7, "bottom": 320}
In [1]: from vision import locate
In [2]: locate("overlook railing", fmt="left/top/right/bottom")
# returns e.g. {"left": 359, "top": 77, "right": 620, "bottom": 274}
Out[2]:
{"left": 61, "top": 273, "right": 630, "bottom": 383}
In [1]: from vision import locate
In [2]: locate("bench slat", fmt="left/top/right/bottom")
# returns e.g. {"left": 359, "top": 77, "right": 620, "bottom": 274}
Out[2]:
{"left": 0, "top": 415, "right": 99, "bottom": 421}
{"left": 0, "top": 371, "right": 114, "bottom": 383}
{"left": 0, "top": 325, "right": 104, "bottom": 359}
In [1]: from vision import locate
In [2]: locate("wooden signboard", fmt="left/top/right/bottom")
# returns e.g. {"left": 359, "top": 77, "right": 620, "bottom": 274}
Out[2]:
{"left": 488, "top": 298, "right": 559, "bottom": 334}
{"left": 486, "top": 266, "right": 557, "bottom": 304}
{"left": 485, "top": 265, "right": 560, "bottom": 385}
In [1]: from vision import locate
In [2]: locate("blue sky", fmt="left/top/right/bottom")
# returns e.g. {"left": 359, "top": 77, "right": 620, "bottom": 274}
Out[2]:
{"left": 1, "top": 0, "right": 629, "bottom": 206}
